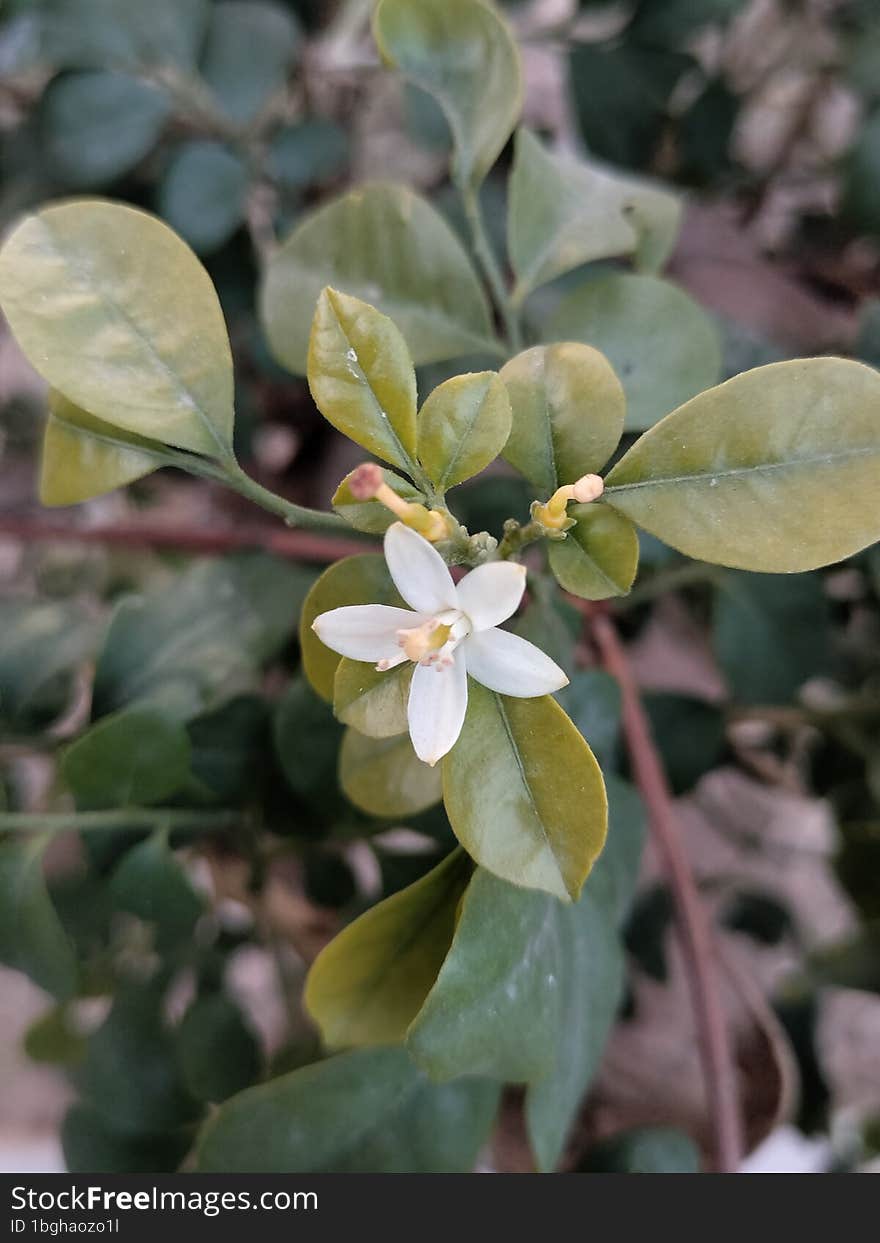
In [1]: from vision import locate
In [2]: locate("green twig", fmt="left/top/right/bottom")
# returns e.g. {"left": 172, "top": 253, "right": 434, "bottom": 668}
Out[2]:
{"left": 211, "top": 461, "right": 350, "bottom": 533}
{"left": 0, "top": 809, "right": 241, "bottom": 835}
{"left": 459, "top": 180, "right": 522, "bottom": 355}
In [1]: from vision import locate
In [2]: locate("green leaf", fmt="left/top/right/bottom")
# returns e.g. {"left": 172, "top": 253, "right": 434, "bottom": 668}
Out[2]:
{"left": 569, "top": 40, "right": 691, "bottom": 169}
{"left": 76, "top": 983, "right": 201, "bottom": 1135}
{"left": 109, "top": 829, "right": 205, "bottom": 946}
{"left": 61, "top": 1104, "right": 190, "bottom": 1174}
{"left": 187, "top": 695, "right": 269, "bottom": 804}
{"left": 40, "top": 71, "right": 170, "bottom": 187}
{"left": 40, "top": 390, "right": 162, "bottom": 506}
{"left": 196, "top": 1045, "right": 499, "bottom": 1172}
{"left": 548, "top": 504, "right": 639, "bottom": 600}
{"left": 308, "top": 288, "right": 418, "bottom": 470}
{"left": 713, "top": 571, "right": 832, "bottom": 704}
{"left": 267, "top": 120, "right": 349, "bottom": 189}
{"left": 340, "top": 728, "right": 442, "bottom": 818}
{"left": 273, "top": 676, "right": 345, "bottom": 814}
{"left": 417, "top": 371, "right": 512, "bottom": 490}
{"left": 332, "top": 467, "right": 424, "bottom": 534}
{"left": 442, "top": 682, "right": 607, "bottom": 902}
{"left": 304, "top": 848, "right": 472, "bottom": 1048}
{"left": 61, "top": 709, "right": 191, "bottom": 810}
{"left": 261, "top": 182, "right": 497, "bottom": 374}
{"left": 642, "top": 694, "right": 725, "bottom": 794}
{"left": 200, "top": 0, "right": 300, "bottom": 125}
{"left": 300, "top": 554, "right": 403, "bottom": 702}
{"left": 158, "top": 140, "right": 249, "bottom": 255}
{"left": 564, "top": 670, "right": 622, "bottom": 772}
{"left": 0, "top": 836, "right": 78, "bottom": 1000}
{"left": 407, "top": 868, "right": 564, "bottom": 1083}
{"left": 545, "top": 272, "right": 722, "bottom": 432}
{"left": 93, "top": 554, "right": 312, "bottom": 720}
{"left": 176, "top": 993, "right": 262, "bottom": 1102}
{"left": 0, "top": 200, "right": 235, "bottom": 456}
{"left": 604, "top": 358, "right": 880, "bottom": 572}
{"left": 39, "top": 0, "right": 209, "bottom": 71}
{"left": 512, "top": 581, "right": 579, "bottom": 686}
{"left": 588, "top": 774, "right": 647, "bottom": 924}
{"left": 580, "top": 1127, "right": 701, "bottom": 1173}
{"left": 524, "top": 890, "right": 624, "bottom": 1171}
{"left": 373, "top": 0, "right": 522, "bottom": 189}
{"left": 507, "top": 129, "right": 681, "bottom": 303}
{"left": 24, "top": 1005, "right": 87, "bottom": 1066}
{"left": 843, "top": 109, "right": 880, "bottom": 237}
{"left": 333, "top": 659, "right": 412, "bottom": 739}
{"left": 500, "top": 343, "right": 625, "bottom": 496}
{"left": 0, "top": 598, "right": 96, "bottom": 731}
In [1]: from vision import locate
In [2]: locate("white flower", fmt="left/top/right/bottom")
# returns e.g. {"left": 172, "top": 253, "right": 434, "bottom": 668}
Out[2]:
{"left": 312, "top": 522, "right": 569, "bottom": 766}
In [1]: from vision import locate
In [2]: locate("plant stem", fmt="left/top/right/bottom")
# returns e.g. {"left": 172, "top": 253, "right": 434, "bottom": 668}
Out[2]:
{"left": 496, "top": 518, "right": 548, "bottom": 560}
{"left": 459, "top": 180, "right": 522, "bottom": 354}
{"left": 587, "top": 605, "right": 744, "bottom": 1173}
{"left": 216, "top": 461, "right": 351, "bottom": 533}
{"left": 0, "top": 809, "right": 241, "bottom": 834}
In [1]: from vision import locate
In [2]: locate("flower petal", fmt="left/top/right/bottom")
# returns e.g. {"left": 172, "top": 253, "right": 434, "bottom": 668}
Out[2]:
{"left": 312, "top": 604, "right": 420, "bottom": 662}
{"left": 407, "top": 654, "right": 468, "bottom": 766}
{"left": 455, "top": 561, "right": 527, "bottom": 631}
{"left": 384, "top": 522, "right": 458, "bottom": 615}
{"left": 463, "top": 627, "right": 569, "bottom": 697}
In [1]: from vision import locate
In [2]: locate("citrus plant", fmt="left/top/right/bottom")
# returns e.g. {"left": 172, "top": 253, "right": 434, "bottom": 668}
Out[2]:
{"left": 1, "top": 0, "right": 879, "bottom": 1175}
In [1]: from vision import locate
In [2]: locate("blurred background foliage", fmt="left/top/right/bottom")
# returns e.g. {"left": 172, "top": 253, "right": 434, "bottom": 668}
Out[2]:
{"left": 0, "top": 0, "right": 879, "bottom": 1173}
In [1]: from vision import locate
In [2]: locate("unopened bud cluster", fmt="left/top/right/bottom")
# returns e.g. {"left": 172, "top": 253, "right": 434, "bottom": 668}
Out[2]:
{"left": 531, "top": 473, "right": 605, "bottom": 536}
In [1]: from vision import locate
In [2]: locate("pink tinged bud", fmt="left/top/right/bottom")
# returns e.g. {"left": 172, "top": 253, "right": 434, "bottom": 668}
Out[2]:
{"left": 571, "top": 473, "right": 605, "bottom": 504}
{"left": 348, "top": 462, "right": 384, "bottom": 500}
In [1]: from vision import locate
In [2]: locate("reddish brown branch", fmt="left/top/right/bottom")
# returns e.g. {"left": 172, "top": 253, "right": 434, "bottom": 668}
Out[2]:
{"left": 0, "top": 516, "right": 374, "bottom": 564}
{"left": 586, "top": 604, "right": 744, "bottom": 1173}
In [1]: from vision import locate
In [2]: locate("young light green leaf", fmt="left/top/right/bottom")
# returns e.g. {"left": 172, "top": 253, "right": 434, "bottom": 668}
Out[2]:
{"left": 200, "top": 0, "right": 300, "bottom": 125}
{"left": 442, "top": 682, "right": 607, "bottom": 902}
{"left": 308, "top": 288, "right": 418, "bottom": 470}
{"left": 62, "top": 708, "right": 191, "bottom": 810}
{"left": 373, "top": 0, "right": 522, "bottom": 189}
{"left": 548, "top": 504, "right": 640, "bottom": 600}
{"left": 332, "top": 467, "right": 424, "bottom": 534}
{"left": 300, "top": 555, "right": 403, "bottom": 703}
{"left": 196, "top": 1046, "right": 499, "bottom": 1173}
{"left": 262, "top": 182, "right": 498, "bottom": 374}
{"left": 40, "top": 71, "right": 170, "bottom": 188}
{"left": 158, "top": 140, "right": 249, "bottom": 255}
{"left": 501, "top": 343, "right": 625, "bottom": 497}
{"left": 604, "top": 358, "right": 880, "bottom": 572}
{"left": 545, "top": 272, "right": 722, "bottom": 432}
{"left": 334, "top": 659, "right": 412, "bottom": 739}
{"left": 40, "top": 391, "right": 162, "bottom": 506}
{"left": 340, "top": 728, "right": 443, "bottom": 819}
{"left": 0, "top": 201, "right": 235, "bottom": 456}
{"left": 417, "top": 372, "right": 512, "bottom": 490}
{"left": 407, "top": 869, "right": 564, "bottom": 1084}
{"left": 0, "top": 836, "right": 78, "bottom": 1000}
{"left": 508, "top": 129, "right": 682, "bottom": 303}
{"left": 305, "top": 849, "right": 471, "bottom": 1049}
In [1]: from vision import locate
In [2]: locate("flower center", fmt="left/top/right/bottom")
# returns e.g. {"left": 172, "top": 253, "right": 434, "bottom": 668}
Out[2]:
{"left": 375, "top": 609, "right": 471, "bottom": 673}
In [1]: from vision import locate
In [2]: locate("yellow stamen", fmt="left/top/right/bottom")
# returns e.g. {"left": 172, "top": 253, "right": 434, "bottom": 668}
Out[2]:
{"left": 397, "top": 619, "right": 452, "bottom": 663}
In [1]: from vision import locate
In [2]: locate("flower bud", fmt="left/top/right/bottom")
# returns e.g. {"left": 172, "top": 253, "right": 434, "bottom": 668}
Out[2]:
{"left": 347, "top": 462, "right": 384, "bottom": 500}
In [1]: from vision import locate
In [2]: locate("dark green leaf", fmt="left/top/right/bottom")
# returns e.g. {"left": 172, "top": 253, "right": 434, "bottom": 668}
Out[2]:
{"left": 109, "top": 829, "right": 204, "bottom": 946}
{"left": 0, "top": 599, "right": 95, "bottom": 732}
{"left": 61, "top": 709, "right": 191, "bottom": 810}
{"left": 267, "top": 120, "right": 349, "bottom": 188}
{"left": 201, "top": 0, "right": 300, "bottom": 125}
{"left": 40, "top": 71, "right": 170, "bottom": 187}
{"left": 159, "top": 141, "right": 249, "bottom": 255}
{"left": 0, "top": 837, "right": 77, "bottom": 999}
{"left": 196, "top": 1045, "right": 499, "bottom": 1172}
{"left": 642, "top": 694, "right": 725, "bottom": 794}
{"left": 61, "top": 1104, "right": 191, "bottom": 1174}
{"left": 579, "top": 1126, "right": 700, "bottom": 1173}
{"left": 176, "top": 993, "right": 262, "bottom": 1102}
